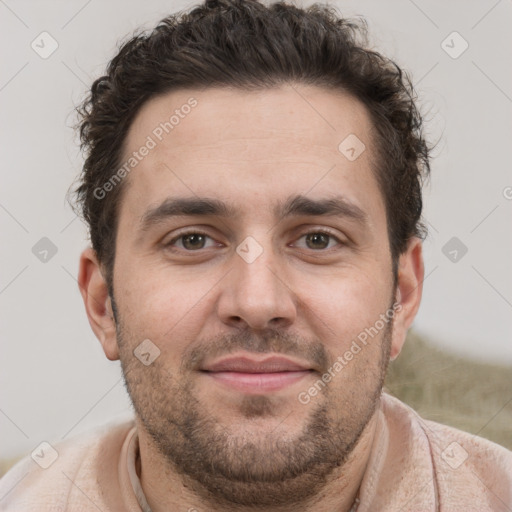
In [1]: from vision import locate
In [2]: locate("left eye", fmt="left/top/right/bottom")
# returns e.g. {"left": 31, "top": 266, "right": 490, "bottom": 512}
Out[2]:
{"left": 169, "top": 233, "right": 217, "bottom": 250}
{"left": 294, "top": 232, "right": 341, "bottom": 250}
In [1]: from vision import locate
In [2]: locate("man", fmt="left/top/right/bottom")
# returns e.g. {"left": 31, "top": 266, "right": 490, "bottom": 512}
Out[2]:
{"left": 1, "top": 0, "right": 511, "bottom": 510}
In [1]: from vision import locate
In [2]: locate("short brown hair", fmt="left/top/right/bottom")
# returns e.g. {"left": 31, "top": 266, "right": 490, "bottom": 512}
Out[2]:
{"left": 70, "top": 0, "right": 430, "bottom": 293}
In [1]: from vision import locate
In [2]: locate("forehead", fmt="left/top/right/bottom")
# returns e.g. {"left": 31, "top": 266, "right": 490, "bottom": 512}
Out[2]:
{"left": 119, "top": 85, "right": 384, "bottom": 228}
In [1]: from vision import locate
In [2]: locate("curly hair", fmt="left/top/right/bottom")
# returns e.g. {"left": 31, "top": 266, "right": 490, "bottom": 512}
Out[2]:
{"left": 71, "top": 0, "right": 430, "bottom": 294}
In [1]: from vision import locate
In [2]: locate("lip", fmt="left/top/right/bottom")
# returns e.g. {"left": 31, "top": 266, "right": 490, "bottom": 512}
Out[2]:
{"left": 202, "top": 355, "right": 311, "bottom": 373}
{"left": 200, "top": 355, "right": 314, "bottom": 393}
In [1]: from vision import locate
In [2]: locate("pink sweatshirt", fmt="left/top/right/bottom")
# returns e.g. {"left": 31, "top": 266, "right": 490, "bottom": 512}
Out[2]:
{"left": 1, "top": 393, "right": 511, "bottom": 511}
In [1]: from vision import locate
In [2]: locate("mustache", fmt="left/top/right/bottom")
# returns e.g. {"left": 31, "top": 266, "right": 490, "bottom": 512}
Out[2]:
{"left": 182, "top": 328, "right": 331, "bottom": 373}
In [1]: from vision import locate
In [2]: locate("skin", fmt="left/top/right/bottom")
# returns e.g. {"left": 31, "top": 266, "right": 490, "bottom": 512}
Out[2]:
{"left": 78, "top": 84, "right": 424, "bottom": 511}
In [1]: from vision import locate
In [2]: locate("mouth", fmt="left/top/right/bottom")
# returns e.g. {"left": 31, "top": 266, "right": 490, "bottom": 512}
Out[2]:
{"left": 200, "top": 355, "right": 315, "bottom": 393}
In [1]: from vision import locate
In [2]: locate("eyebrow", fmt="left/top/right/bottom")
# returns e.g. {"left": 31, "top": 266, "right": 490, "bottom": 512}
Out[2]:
{"left": 139, "top": 197, "right": 235, "bottom": 231}
{"left": 277, "top": 195, "right": 368, "bottom": 225}
{"left": 138, "top": 194, "right": 368, "bottom": 234}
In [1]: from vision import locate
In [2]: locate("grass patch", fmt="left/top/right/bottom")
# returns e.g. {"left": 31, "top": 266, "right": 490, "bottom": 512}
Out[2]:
{"left": 385, "top": 330, "right": 512, "bottom": 449}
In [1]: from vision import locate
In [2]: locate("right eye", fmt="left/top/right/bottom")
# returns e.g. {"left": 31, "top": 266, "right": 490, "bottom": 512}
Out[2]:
{"left": 164, "top": 231, "right": 221, "bottom": 252}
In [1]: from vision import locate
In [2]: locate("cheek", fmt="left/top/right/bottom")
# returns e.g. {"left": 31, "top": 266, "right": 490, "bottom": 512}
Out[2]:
{"left": 115, "top": 266, "right": 216, "bottom": 354}
{"left": 298, "top": 268, "right": 391, "bottom": 351}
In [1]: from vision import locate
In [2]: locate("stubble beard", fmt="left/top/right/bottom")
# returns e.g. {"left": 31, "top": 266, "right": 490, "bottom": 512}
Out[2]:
{"left": 115, "top": 311, "right": 392, "bottom": 508}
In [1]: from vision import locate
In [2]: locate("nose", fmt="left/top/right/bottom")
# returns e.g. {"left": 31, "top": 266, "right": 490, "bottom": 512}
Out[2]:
{"left": 216, "top": 243, "right": 297, "bottom": 331}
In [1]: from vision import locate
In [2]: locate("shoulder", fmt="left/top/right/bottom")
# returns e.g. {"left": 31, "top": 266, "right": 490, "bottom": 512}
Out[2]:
{"left": 421, "top": 415, "right": 512, "bottom": 507}
{"left": 381, "top": 393, "right": 512, "bottom": 510}
{"left": 0, "top": 417, "right": 136, "bottom": 511}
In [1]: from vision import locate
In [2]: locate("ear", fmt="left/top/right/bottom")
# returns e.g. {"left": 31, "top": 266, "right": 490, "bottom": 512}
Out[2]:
{"left": 389, "top": 237, "right": 424, "bottom": 361}
{"left": 78, "top": 247, "right": 119, "bottom": 361}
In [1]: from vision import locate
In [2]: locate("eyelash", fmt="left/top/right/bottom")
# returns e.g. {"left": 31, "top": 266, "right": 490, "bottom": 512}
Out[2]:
{"left": 164, "top": 229, "right": 344, "bottom": 252}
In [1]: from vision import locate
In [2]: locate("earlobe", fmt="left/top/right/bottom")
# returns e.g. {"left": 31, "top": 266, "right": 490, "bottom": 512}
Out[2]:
{"left": 78, "top": 247, "right": 120, "bottom": 361}
{"left": 389, "top": 238, "right": 424, "bottom": 360}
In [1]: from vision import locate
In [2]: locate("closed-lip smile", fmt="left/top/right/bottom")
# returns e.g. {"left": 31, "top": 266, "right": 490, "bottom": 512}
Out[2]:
{"left": 200, "top": 354, "right": 314, "bottom": 393}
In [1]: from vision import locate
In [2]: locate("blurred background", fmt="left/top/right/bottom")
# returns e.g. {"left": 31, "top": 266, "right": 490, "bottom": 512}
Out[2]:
{"left": 1, "top": 0, "right": 511, "bottom": 471}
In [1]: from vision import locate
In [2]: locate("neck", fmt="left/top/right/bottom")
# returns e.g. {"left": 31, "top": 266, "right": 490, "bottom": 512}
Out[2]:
{"left": 137, "top": 406, "right": 381, "bottom": 512}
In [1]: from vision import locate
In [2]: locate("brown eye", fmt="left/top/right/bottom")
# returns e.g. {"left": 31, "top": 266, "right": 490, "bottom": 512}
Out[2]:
{"left": 305, "top": 233, "right": 331, "bottom": 249}
{"left": 165, "top": 232, "right": 218, "bottom": 251}
{"left": 181, "top": 233, "right": 207, "bottom": 250}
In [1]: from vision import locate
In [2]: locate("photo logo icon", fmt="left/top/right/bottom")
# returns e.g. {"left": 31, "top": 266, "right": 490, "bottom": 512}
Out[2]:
{"left": 31, "top": 31, "right": 59, "bottom": 59}
{"left": 441, "top": 32, "right": 469, "bottom": 60}
{"left": 338, "top": 134, "right": 366, "bottom": 161}
{"left": 236, "top": 236, "right": 264, "bottom": 264}
{"left": 31, "top": 442, "right": 59, "bottom": 469}
{"left": 134, "top": 339, "right": 161, "bottom": 366}
{"left": 442, "top": 236, "right": 468, "bottom": 263}
{"left": 32, "top": 237, "right": 58, "bottom": 263}
{"left": 441, "top": 441, "right": 468, "bottom": 469}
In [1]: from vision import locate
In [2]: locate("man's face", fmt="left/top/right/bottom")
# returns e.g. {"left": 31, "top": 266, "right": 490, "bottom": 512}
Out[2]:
{"left": 98, "top": 85, "right": 402, "bottom": 505}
